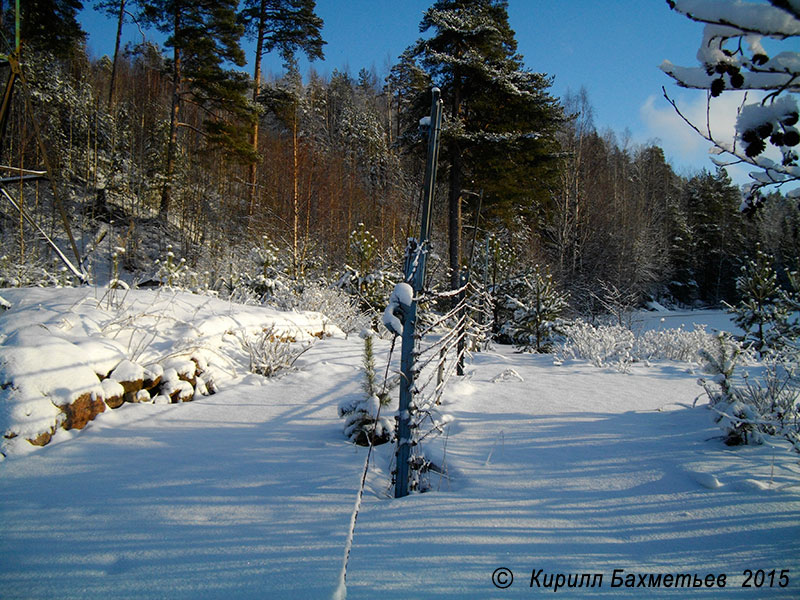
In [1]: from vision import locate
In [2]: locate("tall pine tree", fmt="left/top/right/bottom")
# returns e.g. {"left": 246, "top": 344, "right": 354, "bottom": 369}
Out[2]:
{"left": 239, "top": 0, "right": 324, "bottom": 210}
{"left": 392, "top": 0, "right": 563, "bottom": 290}
{"left": 140, "top": 0, "right": 255, "bottom": 219}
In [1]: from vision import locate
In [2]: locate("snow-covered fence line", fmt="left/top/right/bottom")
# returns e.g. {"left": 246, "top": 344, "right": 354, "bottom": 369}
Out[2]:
{"left": 557, "top": 321, "right": 721, "bottom": 371}
{"left": 382, "top": 278, "right": 490, "bottom": 494}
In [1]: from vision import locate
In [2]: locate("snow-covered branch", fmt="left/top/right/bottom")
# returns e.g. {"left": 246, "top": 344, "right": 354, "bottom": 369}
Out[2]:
{"left": 667, "top": 0, "right": 800, "bottom": 37}
{"left": 662, "top": 0, "right": 800, "bottom": 209}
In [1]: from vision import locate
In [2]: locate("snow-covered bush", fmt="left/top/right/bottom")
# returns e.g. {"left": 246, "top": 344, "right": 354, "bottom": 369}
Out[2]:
{"left": 698, "top": 337, "right": 800, "bottom": 450}
{"left": 224, "top": 238, "right": 290, "bottom": 303}
{"left": 0, "top": 254, "right": 77, "bottom": 288}
{"left": 501, "top": 266, "right": 568, "bottom": 352}
{"left": 336, "top": 223, "right": 400, "bottom": 314}
{"left": 211, "top": 239, "right": 370, "bottom": 334}
{"left": 739, "top": 351, "right": 800, "bottom": 451}
{"left": 636, "top": 325, "right": 719, "bottom": 363}
{"left": 558, "top": 321, "right": 718, "bottom": 371}
{"left": 558, "top": 321, "right": 636, "bottom": 370}
{"left": 155, "top": 245, "right": 214, "bottom": 294}
{"left": 235, "top": 327, "right": 312, "bottom": 378}
{"left": 697, "top": 333, "right": 763, "bottom": 446}
{"left": 338, "top": 330, "right": 393, "bottom": 446}
{"left": 270, "top": 280, "right": 370, "bottom": 335}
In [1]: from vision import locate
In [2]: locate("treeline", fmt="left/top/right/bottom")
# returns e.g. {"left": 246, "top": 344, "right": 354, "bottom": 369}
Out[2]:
{"left": 549, "top": 88, "right": 800, "bottom": 312}
{"left": 1, "top": 0, "right": 798, "bottom": 314}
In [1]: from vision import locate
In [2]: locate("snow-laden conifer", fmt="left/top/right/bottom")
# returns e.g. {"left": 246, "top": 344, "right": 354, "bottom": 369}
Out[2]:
{"left": 728, "top": 245, "right": 794, "bottom": 353}
{"left": 696, "top": 333, "right": 762, "bottom": 445}
{"left": 337, "top": 330, "right": 393, "bottom": 446}
{"left": 501, "top": 266, "right": 568, "bottom": 352}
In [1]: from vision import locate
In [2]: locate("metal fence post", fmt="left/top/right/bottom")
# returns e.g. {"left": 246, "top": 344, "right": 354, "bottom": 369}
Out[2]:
{"left": 395, "top": 88, "right": 442, "bottom": 498}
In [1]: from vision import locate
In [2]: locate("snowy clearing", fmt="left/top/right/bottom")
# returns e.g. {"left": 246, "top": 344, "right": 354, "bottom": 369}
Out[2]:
{"left": 1, "top": 288, "right": 799, "bottom": 599}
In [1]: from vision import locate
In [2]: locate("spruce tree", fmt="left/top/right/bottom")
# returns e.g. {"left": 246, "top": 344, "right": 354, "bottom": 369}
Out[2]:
{"left": 140, "top": 0, "right": 255, "bottom": 219}
{"left": 502, "top": 265, "right": 568, "bottom": 352}
{"left": 730, "top": 246, "right": 792, "bottom": 354}
{"left": 392, "top": 0, "right": 563, "bottom": 290}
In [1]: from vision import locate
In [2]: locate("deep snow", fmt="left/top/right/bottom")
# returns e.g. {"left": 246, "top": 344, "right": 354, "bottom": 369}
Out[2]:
{"left": 1, "top": 288, "right": 798, "bottom": 599}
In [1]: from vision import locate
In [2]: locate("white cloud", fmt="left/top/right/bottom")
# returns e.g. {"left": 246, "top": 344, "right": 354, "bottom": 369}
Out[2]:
{"left": 640, "top": 92, "right": 710, "bottom": 157}
{"left": 640, "top": 89, "right": 778, "bottom": 186}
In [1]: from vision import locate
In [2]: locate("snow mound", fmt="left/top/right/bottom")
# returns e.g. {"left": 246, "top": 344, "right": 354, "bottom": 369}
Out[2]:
{"left": 733, "top": 478, "right": 772, "bottom": 492}
{"left": 688, "top": 470, "right": 723, "bottom": 489}
{"left": 0, "top": 326, "right": 106, "bottom": 444}
{"left": 0, "top": 287, "right": 341, "bottom": 456}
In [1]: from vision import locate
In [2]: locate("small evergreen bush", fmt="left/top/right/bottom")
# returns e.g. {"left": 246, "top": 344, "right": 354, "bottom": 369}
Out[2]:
{"left": 338, "top": 330, "right": 394, "bottom": 446}
{"left": 697, "top": 335, "right": 799, "bottom": 451}
{"left": 500, "top": 266, "right": 569, "bottom": 352}
{"left": 728, "top": 246, "right": 797, "bottom": 354}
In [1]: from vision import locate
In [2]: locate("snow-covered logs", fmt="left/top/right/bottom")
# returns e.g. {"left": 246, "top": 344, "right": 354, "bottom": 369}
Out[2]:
{"left": 1, "top": 341, "right": 216, "bottom": 449}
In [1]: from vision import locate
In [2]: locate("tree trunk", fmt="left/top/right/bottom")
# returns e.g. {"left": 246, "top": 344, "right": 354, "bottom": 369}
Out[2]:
{"left": 448, "top": 74, "right": 463, "bottom": 291}
{"left": 291, "top": 112, "right": 299, "bottom": 279}
{"left": 448, "top": 141, "right": 462, "bottom": 291}
{"left": 160, "top": 11, "right": 182, "bottom": 220}
{"left": 248, "top": 0, "right": 267, "bottom": 215}
{"left": 107, "top": 0, "right": 126, "bottom": 111}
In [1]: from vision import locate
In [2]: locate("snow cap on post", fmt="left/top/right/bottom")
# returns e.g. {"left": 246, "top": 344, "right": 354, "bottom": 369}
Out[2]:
{"left": 382, "top": 282, "right": 414, "bottom": 337}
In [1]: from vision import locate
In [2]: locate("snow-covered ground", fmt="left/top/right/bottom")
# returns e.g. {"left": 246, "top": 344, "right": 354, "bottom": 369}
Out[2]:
{"left": 1, "top": 289, "right": 798, "bottom": 599}
{"left": 634, "top": 302, "right": 745, "bottom": 336}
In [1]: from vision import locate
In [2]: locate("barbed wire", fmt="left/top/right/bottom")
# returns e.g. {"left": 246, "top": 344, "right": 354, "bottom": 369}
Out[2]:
{"left": 392, "top": 278, "right": 493, "bottom": 493}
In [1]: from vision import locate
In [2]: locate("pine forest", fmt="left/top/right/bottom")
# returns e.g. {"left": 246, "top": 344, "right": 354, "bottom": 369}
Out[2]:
{"left": 1, "top": 0, "right": 797, "bottom": 320}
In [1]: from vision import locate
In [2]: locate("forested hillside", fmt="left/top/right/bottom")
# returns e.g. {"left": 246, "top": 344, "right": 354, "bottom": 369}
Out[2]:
{"left": 1, "top": 0, "right": 798, "bottom": 318}
{"left": 1, "top": 5, "right": 799, "bottom": 595}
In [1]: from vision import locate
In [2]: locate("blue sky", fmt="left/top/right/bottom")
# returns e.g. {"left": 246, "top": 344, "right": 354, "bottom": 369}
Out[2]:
{"left": 78, "top": 0, "right": 766, "bottom": 184}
